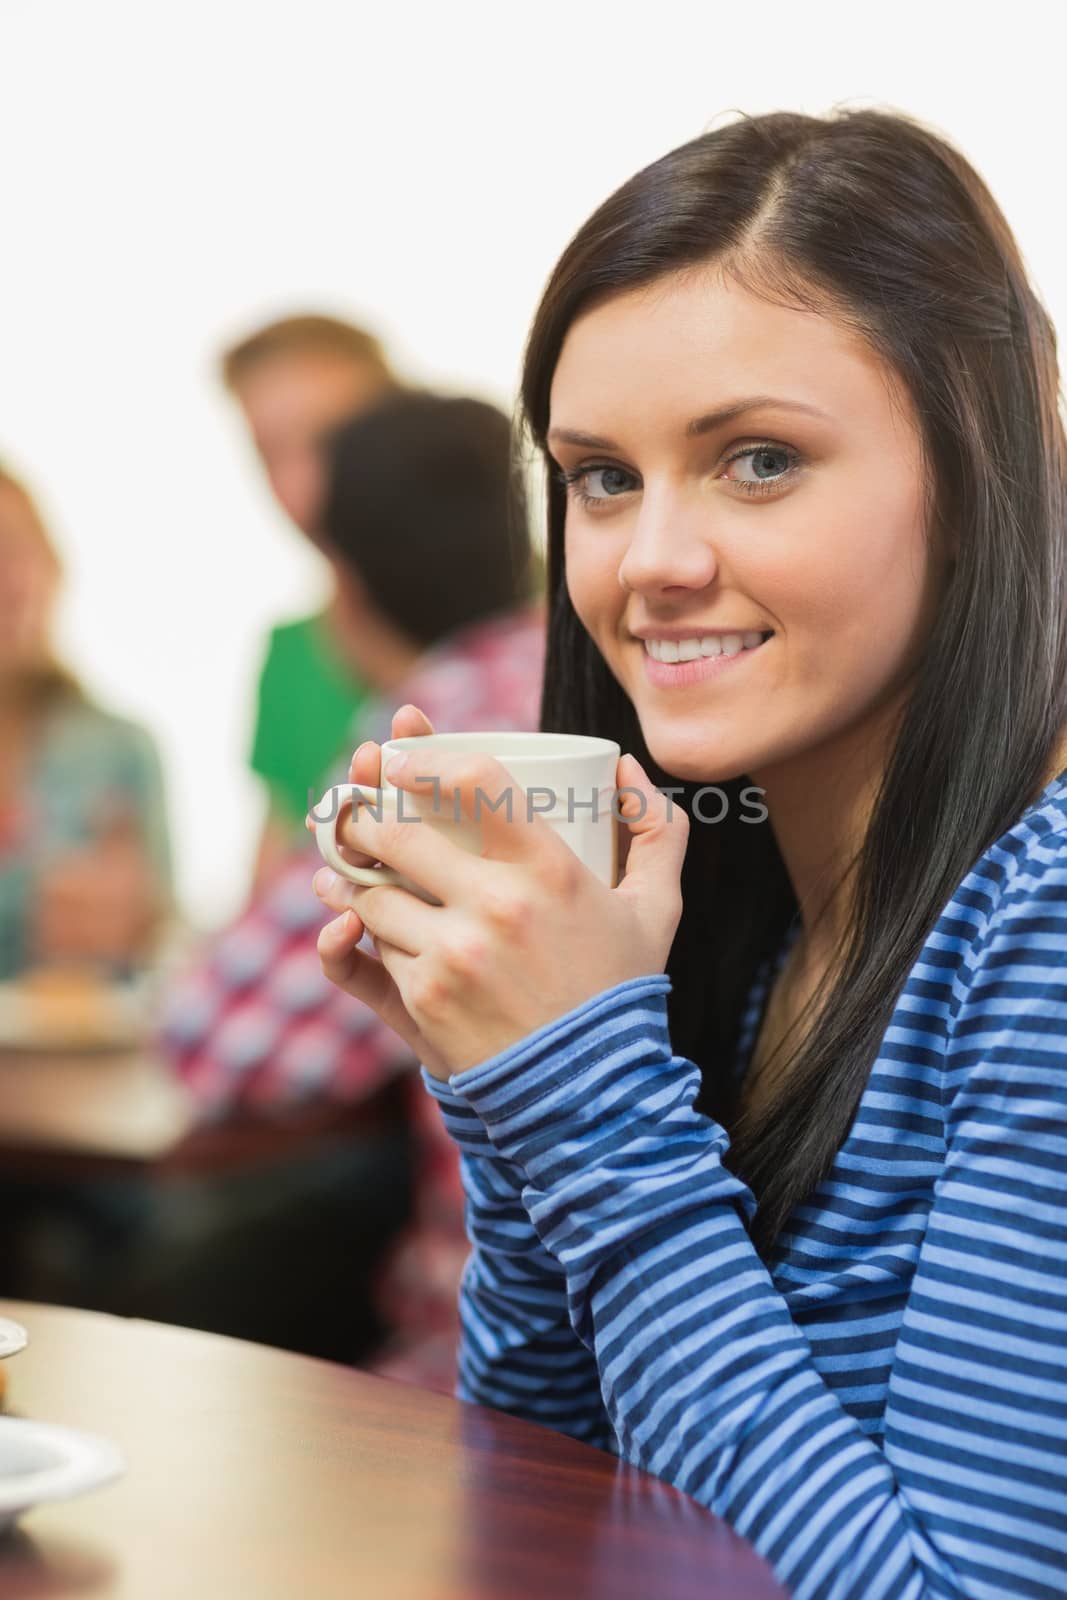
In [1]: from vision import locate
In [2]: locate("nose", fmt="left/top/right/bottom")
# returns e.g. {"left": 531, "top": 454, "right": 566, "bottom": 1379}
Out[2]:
{"left": 617, "top": 485, "right": 719, "bottom": 597}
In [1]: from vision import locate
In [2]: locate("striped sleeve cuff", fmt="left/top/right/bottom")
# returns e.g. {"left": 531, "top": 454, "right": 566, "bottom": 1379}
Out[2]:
{"left": 447, "top": 975, "right": 756, "bottom": 1342}
{"left": 421, "top": 1066, "right": 497, "bottom": 1156}
{"left": 448, "top": 974, "right": 677, "bottom": 1156}
{"left": 450, "top": 975, "right": 674, "bottom": 1115}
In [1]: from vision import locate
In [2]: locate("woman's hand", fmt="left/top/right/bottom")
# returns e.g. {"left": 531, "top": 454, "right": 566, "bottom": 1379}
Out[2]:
{"left": 309, "top": 704, "right": 451, "bottom": 1076}
{"left": 311, "top": 722, "right": 688, "bottom": 1079}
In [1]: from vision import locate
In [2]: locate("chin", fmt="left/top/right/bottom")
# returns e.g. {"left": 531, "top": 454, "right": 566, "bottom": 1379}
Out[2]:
{"left": 641, "top": 734, "right": 752, "bottom": 788}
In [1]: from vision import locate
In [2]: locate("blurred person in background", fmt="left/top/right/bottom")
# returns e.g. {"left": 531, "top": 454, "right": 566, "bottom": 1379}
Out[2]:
{"left": 221, "top": 314, "right": 401, "bottom": 891}
{"left": 0, "top": 463, "right": 170, "bottom": 980}
{"left": 0, "top": 461, "right": 171, "bottom": 1316}
{"left": 154, "top": 391, "right": 545, "bottom": 1385}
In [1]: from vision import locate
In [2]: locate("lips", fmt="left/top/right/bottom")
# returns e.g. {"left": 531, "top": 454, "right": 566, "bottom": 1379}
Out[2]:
{"left": 640, "top": 630, "right": 773, "bottom": 686}
{"left": 642, "top": 630, "right": 771, "bottom": 663}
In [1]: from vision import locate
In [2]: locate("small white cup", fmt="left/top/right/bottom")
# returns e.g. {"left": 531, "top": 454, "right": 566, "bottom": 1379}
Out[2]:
{"left": 0, "top": 1319, "right": 27, "bottom": 1360}
{"left": 312, "top": 731, "right": 621, "bottom": 900}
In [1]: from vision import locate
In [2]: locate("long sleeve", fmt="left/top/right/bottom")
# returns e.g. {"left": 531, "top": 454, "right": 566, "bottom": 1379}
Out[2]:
{"left": 422, "top": 1070, "right": 614, "bottom": 1449}
{"left": 448, "top": 949, "right": 1067, "bottom": 1600}
{"left": 158, "top": 846, "right": 416, "bottom": 1117}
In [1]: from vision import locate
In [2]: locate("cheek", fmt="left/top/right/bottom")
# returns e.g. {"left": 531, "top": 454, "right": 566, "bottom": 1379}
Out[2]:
{"left": 778, "top": 483, "right": 933, "bottom": 683}
{"left": 563, "top": 526, "right": 623, "bottom": 638}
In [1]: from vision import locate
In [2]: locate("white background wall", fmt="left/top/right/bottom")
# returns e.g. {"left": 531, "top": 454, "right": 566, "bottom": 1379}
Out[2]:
{"left": 0, "top": 0, "right": 1062, "bottom": 926}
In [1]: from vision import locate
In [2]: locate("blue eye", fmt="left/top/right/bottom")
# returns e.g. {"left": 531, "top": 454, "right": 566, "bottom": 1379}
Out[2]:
{"left": 554, "top": 442, "right": 802, "bottom": 510}
{"left": 555, "top": 464, "right": 638, "bottom": 509}
{"left": 723, "top": 444, "right": 801, "bottom": 495}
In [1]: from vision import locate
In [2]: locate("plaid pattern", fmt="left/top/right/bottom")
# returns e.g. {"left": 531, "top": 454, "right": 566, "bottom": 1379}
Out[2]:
{"left": 160, "top": 861, "right": 415, "bottom": 1113}
{"left": 158, "top": 605, "right": 546, "bottom": 1388}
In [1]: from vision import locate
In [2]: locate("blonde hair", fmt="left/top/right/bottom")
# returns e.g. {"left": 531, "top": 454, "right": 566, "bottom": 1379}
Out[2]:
{"left": 0, "top": 464, "right": 79, "bottom": 707}
{"left": 0, "top": 465, "right": 60, "bottom": 572}
{"left": 220, "top": 313, "right": 398, "bottom": 391}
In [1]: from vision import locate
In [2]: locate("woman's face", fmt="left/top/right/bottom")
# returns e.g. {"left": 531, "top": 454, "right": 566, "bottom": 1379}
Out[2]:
{"left": 548, "top": 269, "right": 944, "bottom": 785}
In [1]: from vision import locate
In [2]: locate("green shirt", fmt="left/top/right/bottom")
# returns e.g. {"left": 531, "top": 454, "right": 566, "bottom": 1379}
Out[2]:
{"left": 249, "top": 610, "right": 369, "bottom": 828}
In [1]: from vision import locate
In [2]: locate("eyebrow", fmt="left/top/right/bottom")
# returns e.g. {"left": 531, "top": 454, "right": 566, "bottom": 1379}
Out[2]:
{"left": 547, "top": 395, "right": 830, "bottom": 451}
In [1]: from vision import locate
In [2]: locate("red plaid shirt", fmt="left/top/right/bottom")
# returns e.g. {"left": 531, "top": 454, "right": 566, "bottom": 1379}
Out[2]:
{"left": 159, "top": 605, "right": 546, "bottom": 1389}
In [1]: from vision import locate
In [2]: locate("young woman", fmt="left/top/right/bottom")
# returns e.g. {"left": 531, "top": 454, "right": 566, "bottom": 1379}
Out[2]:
{"left": 0, "top": 465, "right": 170, "bottom": 979}
{"left": 312, "top": 110, "right": 1067, "bottom": 1600}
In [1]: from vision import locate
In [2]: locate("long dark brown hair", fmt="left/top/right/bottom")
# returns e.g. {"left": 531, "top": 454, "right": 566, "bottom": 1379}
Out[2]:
{"left": 519, "top": 109, "right": 1067, "bottom": 1255}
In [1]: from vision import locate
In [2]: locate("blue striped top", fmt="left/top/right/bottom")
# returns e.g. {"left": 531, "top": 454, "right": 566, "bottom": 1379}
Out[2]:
{"left": 424, "top": 769, "right": 1067, "bottom": 1600}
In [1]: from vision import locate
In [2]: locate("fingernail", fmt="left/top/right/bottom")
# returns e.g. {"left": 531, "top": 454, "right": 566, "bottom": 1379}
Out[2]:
{"left": 384, "top": 754, "right": 408, "bottom": 780}
{"left": 349, "top": 742, "right": 373, "bottom": 774}
{"left": 314, "top": 868, "right": 338, "bottom": 896}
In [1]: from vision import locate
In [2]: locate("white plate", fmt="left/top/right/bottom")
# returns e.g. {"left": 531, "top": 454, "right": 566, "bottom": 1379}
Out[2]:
{"left": 0, "top": 1319, "right": 27, "bottom": 1359}
{"left": 0, "top": 1417, "right": 126, "bottom": 1532}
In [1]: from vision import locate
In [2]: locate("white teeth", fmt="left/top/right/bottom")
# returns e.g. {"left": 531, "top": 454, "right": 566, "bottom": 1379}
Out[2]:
{"left": 643, "top": 632, "right": 769, "bottom": 662}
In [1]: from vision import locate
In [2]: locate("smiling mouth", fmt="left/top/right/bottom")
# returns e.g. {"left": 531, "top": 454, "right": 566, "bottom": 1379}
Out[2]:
{"left": 641, "top": 630, "right": 773, "bottom": 663}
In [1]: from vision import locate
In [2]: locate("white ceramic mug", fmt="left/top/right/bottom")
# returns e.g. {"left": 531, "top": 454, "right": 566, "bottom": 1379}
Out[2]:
{"left": 312, "top": 731, "right": 621, "bottom": 901}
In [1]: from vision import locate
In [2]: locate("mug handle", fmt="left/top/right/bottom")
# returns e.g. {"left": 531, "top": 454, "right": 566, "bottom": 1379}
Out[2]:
{"left": 311, "top": 783, "right": 404, "bottom": 888}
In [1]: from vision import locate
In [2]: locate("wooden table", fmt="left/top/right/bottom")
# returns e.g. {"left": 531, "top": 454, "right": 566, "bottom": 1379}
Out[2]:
{"left": 0, "top": 1051, "right": 192, "bottom": 1173}
{"left": 0, "top": 1049, "right": 404, "bottom": 1177}
{"left": 0, "top": 1302, "right": 787, "bottom": 1600}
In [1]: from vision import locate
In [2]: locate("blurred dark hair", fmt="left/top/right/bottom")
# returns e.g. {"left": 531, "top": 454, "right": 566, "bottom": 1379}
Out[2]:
{"left": 320, "top": 390, "right": 535, "bottom": 649}
{"left": 520, "top": 108, "right": 1067, "bottom": 1255}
